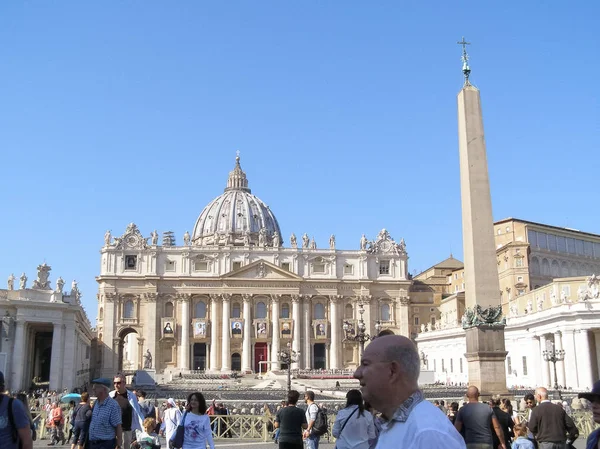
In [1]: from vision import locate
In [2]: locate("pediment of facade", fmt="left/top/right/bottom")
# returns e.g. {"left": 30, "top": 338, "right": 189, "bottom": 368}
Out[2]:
{"left": 222, "top": 260, "right": 303, "bottom": 281}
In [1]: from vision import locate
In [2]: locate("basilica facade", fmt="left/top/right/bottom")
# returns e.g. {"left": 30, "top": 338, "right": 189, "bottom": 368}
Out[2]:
{"left": 96, "top": 156, "right": 415, "bottom": 377}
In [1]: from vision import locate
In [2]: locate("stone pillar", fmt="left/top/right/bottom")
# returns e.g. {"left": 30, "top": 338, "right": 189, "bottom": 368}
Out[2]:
{"left": 325, "top": 343, "right": 330, "bottom": 369}
{"left": 210, "top": 295, "right": 220, "bottom": 371}
{"left": 575, "top": 329, "right": 594, "bottom": 389}
{"left": 221, "top": 295, "right": 231, "bottom": 371}
{"left": 11, "top": 321, "right": 26, "bottom": 391}
{"left": 144, "top": 293, "right": 158, "bottom": 371}
{"left": 291, "top": 295, "right": 301, "bottom": 369}
{"left": 242, "top": 294, "right": 252, "bottom": 372}
{"left": 179, "top": 296, "right": 190, "bottom": 370}
{"left": 554, "top": 331, "right": 566, "bottom": 388}
{"left": 62, "top": 323, "right": 76, "bottom": 390}
{"left": 329, "top": 296, "right": 340, "bottom": 369}
{"left": 270, "top": 295, "right": 281, "bottom": 370}
{"left": 561, "top": 330, "right": 577, "bottom": 389}
{"left": 594, "top": 331, "right": 600, "bottom": 382}
{"left": 529, "top": 337, "right": 542, "bottom": 387}
{"left": 398, "top": 297, "right": 410, "bottom": 338}
{"left": 50, "top": 323, "right": 64, "bottom": 390}
{"left": 540, "top": 334, "right": 551, "bottom": 388}
{"left": 464, "top": 326, "right": 507, "bottom": 394}
{"left": 303, "top": 298, "right": 311, "bottom": 368}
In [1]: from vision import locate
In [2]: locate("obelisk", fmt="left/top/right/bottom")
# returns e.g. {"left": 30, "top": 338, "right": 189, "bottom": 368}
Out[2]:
{"left": 457, "top": 38, "right": 507, "bottom": 394}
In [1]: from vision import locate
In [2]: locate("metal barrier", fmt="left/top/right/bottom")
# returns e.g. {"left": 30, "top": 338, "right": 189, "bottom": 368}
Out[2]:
{"left": 208, "top": 415, "right": 334, "bottom": 441}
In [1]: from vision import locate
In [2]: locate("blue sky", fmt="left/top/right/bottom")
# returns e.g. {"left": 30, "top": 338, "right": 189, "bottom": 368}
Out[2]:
{"left": 1, "top": 2, "right": 598, "bottom": 319}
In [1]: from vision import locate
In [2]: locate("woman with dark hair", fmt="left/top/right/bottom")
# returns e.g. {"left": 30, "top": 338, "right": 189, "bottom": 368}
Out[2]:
{"left": 71, "top": 392, "right": 92, "bottom": 449}
{"left": 332, "top": 389, "right": 375, "bottom": 449}
{"left": 171, "top": 392, "right": 214, "bottom": 449}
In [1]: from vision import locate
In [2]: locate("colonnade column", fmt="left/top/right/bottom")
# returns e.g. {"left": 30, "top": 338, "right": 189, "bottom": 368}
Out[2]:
{"left": 209, "top": 295, "right": 220, "bottom": 371}
{"left": 303, "top": 297, "right": 311, "bottom": 369}
{"left": 398, "top": 296, "right": 410, "bottom": 338}
{"left": 561, "top": 330, "right": 577, "bottom": 388}
{"left": 270, "top": 295, "right": 281, "bottom": 370}
{"left": 179, "top": 295, "right": 190, "bottom": 371}
{"left": 11, "top": 321, "right": 26, "bottom": 391}
{"left": 554, "top": 331, "right": 566, "bottom": 388}
{"left": 242, "top": 294, "right": 252, "bottom": 372}
{"left": 221, "top": 294, "right": 231, "bottom": 371}
{"left": 329, "top": 296, "right": 340, "bottom": 369}
{"left": 575, "top": 329, "right": 594, "bottom": 389}
{"left": 50, "top": 323, "right": 64, "bottom": 390}
{"left": 291, "top": 295, "right": 301, "bottom": 369}
{"left": 539, "top": 334, "right": 551, "bottom": 388}
{"left": 62, "top": 323, "right": 76, "bottom": 389}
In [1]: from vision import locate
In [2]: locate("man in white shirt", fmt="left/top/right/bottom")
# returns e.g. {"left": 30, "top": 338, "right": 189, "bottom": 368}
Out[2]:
{"left": 353, "top": 335, "right": 466, "bottom": 449}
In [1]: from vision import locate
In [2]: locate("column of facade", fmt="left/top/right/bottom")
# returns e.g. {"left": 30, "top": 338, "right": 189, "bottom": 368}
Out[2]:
{"left": 398, "top": 297, "right": 410, "bottom": 338}
{"left": 221, "top": 295, "right": 231, "bottom": 371}
{"left": 179, "top": 295, "right": 190, "bottom": 370}
{"left": 270, "top": 295, "right": 281, "bottom": 370}
{"left": 242, "top": 294, "right": 252, "bottom": 372}
{"left": 539, "top": 334, "right": 551, "bottom": 388}
{"left": 62, "top": 323, "right": 76, "bottom": 389}
{"left": 575, "top": 329, "right": 594, "bottom": 389}
{"left": 11, "top": 321, "right": 26, "bottom": 391}
{"left": 144, "top": 293, "right": 158, "bottom": 371}
{"left": 50, "top": 323, "right": 64, "bottom": 390}
{"left": 554, "top": 331, "right": 566, "bottom": 388}
{"left": 594, "top": 331, "right": 600, "bottom": 381}
{"left": 329, "top": 296, "right": 340, "bottom": 369}
{"left": 292, "top": 295, "right": 301, "bottom": 369}
{"left": 561, "top": 330, "right": 578, "bottom": 389}
{"left": 303, "top": 298, "right": 311, "bottom": 369}
{"left": 210, "top": 295, "right": 220, "bottom": 371}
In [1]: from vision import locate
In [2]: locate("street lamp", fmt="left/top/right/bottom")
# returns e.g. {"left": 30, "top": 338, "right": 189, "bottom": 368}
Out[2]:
{"left": 278, "top": 342, "right": 300, "bottom": 393}
{"left": 342, "top": 302, "right": 382, "bottom": 355}
{"left": 543, "top": 341, "right": 565, "bottom": 395}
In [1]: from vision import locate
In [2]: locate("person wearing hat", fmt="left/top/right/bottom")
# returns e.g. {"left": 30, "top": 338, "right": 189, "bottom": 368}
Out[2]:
{"left": 89, "top": 378, "right": 123, "bottom": 449}
{"left": 0, "top": 370, "right": 33, "bottom": 449}
{"left": 579, "top": 381, "right": 600, "bottom": 449}
{"left": 160, "top": 398, "right": 182, "bottom": 444}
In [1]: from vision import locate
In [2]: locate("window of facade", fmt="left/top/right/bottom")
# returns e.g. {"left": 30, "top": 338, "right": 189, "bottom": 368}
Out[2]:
{"left": 530, "top": 257, "right": 540, "bottom": 275}
{"left": 99, "top": 307, "right": 104, "bottom": 320}
{"left": 584, "top": 241, "right": 594, "bottom": 257}
{"left": 281, "top": 303, "right": 290, "bottom": 318}
{"left": 557, "top": 236, "right": 567, "bottom": 253}
{"left": 433, "top": 359, "right": 437, "bottom": 372}
{"left": 454, "top": 273, "right": 458, "bottom": 280}
{"left": 380, "top": 304, "right": 390, "bottom": 321}
{"left": 195, "top": 301, "right": 207, "bottom": 318}
{"left": 497, "top": 229, "right": 502, "bottom": 235}
{"left": 343, "top": 264, "right": 353, "bottom": 275}
{"left": 441, "top": 359, "right": 445, "bottom": 372}
{"left": 195, "top": 260, "right": 209, "bottom": 272}
{"left": 548, "top": 234, "right": 557, "bottom": 252}
{"left": 313, "top": 263, "right": 326, "bottom": 274}
{"left": 414, "top": 316, "right": 419, "bottom": 325}
{"left": 165, "top": 301, "right": 174, "bottom": 317}
{"left": 165, "top": 260, "right": 175, "bottom": 272}
{"left": 517, "top": 276, "right": 524, "bottom": 283}
{"left": 314, "top": 303, "right": 325, "bottom": 319}
{"left": 595, "top": 243, "right": 600, "bottom": 258}
{"left": 522, "top": 356, "right": 528, "bottom": 375}
{"left": 232, "top": 261, "right": 242, "bottom": 271}
{"left": 566, "top": 238, "right": 576, "bottom": 254}
{"left": 537, "top": 232, "right": 548, "bottom": 249}
{"left": 379, "top": 260, "right": 390, "bottom": 275}
{"left": 459, "top": 358, "right": 463, "bottom": 373}
{"left": 256, "top": 302, "right": 267, "bottom": 319}
{"left": 344, "top": 304, "right": 353, "bottom": 319}
{"left": 450, "top": 359, "right": 453, "bottom": 373}
{"left": 232, "top": 302, "right": 241, "bottom": 318}
{"left": 123, "top": 300, "right": 134, "bottom": 319}
{"left": 515, "top": 258, "right": 523, "bottom": 268}
{"left": 507, "top": 356, "right": 512, "bottom": 374}
{"left": 281, "top": 262, "right": 290, "bottom": 271}
{"left": 576, "top": 239, "right": 584, "bottom": 255}
{"left": 461, "top": 283, "right": 465, "bottom": 290}
{"left": 528, "top": 230, "right": 537, "bottom": 247}
{"left": 125, "top": 255, "right": 137, "bottom": 270}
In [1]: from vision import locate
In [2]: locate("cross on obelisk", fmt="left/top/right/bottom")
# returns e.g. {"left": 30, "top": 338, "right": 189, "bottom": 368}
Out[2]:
{"left": 456, "top": 38, "right": 507, "bottom": 395}
{"left": 457, "top": 37, "right": 471, "bottom": 85}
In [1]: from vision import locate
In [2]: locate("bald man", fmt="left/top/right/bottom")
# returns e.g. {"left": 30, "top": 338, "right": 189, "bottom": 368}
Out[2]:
{"left": 454, "top": 386, "right": 506, "bottom": 449}
{"left": 353, "top": 335, "right": 465, "bottom": 449}
{"left": 528, "top": 387, "right": 578, "bottom": 449}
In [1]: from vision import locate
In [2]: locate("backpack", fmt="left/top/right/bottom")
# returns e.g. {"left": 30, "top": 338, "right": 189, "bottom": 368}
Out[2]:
{"left": 141, "top": 401, "right": 156, "bottom": 419}
{"left": 4, "top": 395, "right": 37, "bottom": 448}
{"left": 311, "top": 405, "right": 328, "bottom": 436}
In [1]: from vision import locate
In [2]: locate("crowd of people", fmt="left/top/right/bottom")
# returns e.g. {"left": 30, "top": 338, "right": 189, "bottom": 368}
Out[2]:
{"left": 2, "top": 335, "right": 600, "bottom": 449}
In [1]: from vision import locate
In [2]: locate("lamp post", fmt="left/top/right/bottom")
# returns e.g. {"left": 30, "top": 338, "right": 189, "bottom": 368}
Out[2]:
{"left": 543, "top": 341, "right": 565, "bottom": 396}
{"left": 342, "top": 302, "right": 382, "bottom": 356}
{"left": 278, "top": 342, "right": 300, "bottom": 393}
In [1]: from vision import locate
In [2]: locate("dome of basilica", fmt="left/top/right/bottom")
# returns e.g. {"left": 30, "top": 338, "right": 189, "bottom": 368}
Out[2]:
{"left": 192, "top": 156, "right": 283, "bottom": 247}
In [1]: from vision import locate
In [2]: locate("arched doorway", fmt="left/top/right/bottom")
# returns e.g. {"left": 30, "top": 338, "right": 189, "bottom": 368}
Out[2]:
{"left": 118, "top": 327, "right": 140, "bottom": 372}
{"left": 231, "top": 353, "right": 241, "bottom": 372}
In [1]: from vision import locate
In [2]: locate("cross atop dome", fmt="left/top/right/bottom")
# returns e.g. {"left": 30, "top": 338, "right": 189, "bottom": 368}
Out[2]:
{"left": 226, "top": 152, "right": 251, "bottom": 193}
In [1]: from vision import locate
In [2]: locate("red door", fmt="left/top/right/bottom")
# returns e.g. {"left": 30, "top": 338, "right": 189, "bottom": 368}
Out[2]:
{"left": 254, "top": 343, "right": 268, "bottom": 373}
